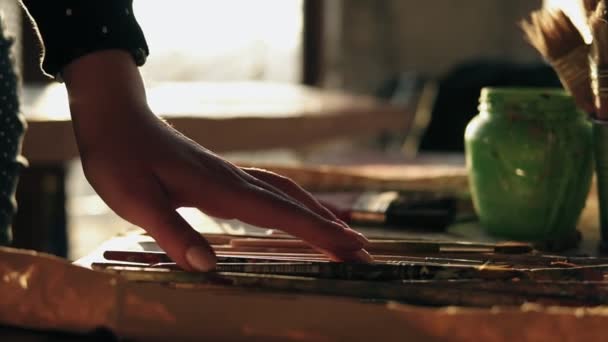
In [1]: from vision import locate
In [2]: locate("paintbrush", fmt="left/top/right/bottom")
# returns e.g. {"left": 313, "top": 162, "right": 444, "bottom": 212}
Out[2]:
{"left": 591, "top": 1, "right": 608, "bottom": 119}
{"left": 227, "top": 238, "right": 532, "bottom": 254}
{"left": 102, "top": 251, "right": 326, "bottom": 264}
{"left": 521, "top": 9, "right": 594, "bottom": 113}
{"left": 588, "top": 1, "right": 608, "bottom": 254}
{"left": 97, "top": 259, "right": 608, "bottom": 283}
{"left": 99, "top": 251, "right": 487, "bottom": 266}
{"left": 96, "top": 260, "right": 520, "bottom": 282}
{"left": 101, "top": 249, "right": 608, "bottom": 271}
{"left": 583, "top": 0, "right": 600, "bottom": 16}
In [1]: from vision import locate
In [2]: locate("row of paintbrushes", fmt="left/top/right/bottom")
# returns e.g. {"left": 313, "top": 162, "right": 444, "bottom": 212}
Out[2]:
{"left": 521, "top": 0, "right": 608, "bottom": 117}
{"left": 93, "top": 234, "right": 608, "bottom": 282}
{"left": 92, "top": 234, "right": 608, "bottom": 307}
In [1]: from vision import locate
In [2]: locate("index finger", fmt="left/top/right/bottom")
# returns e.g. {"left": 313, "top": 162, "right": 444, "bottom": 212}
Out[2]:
{"left": 198, "top": 181, "right": 370, "bottom": 260}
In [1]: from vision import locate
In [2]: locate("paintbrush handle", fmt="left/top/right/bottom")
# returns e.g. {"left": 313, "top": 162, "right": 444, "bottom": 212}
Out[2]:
{"left": 97, "top": 260, "right": 608, "bottom": 282}
{"left": 213, "top": 262, "right": 518, "bottom": 281}
{"left": 200, "top": 232, "right": 294, "bottom": 245}
{"left": 103, "top": 250, "right": 325, "bottom": 264}
{"left": 100, "top": 261, "right": 518, "bottom": 282}
{"left": 229, "top": 238, "right": 531, "bottom": 254}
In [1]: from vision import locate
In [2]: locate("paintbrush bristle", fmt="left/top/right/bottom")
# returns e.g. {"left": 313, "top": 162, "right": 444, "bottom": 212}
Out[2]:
{"left": 591, "top": 1, "right": 608, "bottom": 65}
{"left": 521, "top": 9, "right": 585, "bottom": 61}
{"left": 521, "top": 9, "right": 594, "bottom": 113}
{"left": 590, "top": 0, "right": 608, "bottom": 118}
{"left": 583, "top": 0, "right": 600, "bottom": 14}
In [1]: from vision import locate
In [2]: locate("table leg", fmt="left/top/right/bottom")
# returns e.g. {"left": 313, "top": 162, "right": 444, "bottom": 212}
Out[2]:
{"left": 11, "top": 164, "right": 67, "bottom": 258}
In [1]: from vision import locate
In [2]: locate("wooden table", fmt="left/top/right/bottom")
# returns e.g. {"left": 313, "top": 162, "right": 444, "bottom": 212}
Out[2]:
{"left": 4, "top": 154, "right": 607, "bottom": 341}
{"left": 21, "top": 82, "right": 412, "bottom": 163}
{"left": 14, "top": 82, "right": 414, "bottom": 257}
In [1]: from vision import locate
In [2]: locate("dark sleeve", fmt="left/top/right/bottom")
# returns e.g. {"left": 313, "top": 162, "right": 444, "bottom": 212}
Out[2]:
{"left": 20, "top": 0, "right": 149, "bottom": 79}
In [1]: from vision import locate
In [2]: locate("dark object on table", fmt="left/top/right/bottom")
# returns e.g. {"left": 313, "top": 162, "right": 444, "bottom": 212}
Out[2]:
{"left": 533, "top": 229, "right": 582, "bottom": 252}
{"left": 350, "top": 191, "right": 458, "bottom": 230}
{"left": 418, "top": 60, "right": 562, "bottom": 152}
{"left": 12, "top": 165, "right": 67, "bottom": 258}
{"left": 0, "top": 324, "right": 117, "bottom": 341}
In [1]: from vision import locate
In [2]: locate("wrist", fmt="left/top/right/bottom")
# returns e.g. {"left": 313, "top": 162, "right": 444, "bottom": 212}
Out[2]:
{"left": 62, "top": 50, "right": 156, "bottom": 152}
{"left": 63, "top": 49, "right": 149, "bottom": 118}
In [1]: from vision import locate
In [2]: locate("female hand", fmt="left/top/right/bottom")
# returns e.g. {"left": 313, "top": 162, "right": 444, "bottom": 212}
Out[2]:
{"left": 62, "top": 50, "right": 372, "bottom": 271}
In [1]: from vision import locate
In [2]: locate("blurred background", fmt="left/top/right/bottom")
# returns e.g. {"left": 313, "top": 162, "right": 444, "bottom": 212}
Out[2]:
{"left": 0, "top": 0, "right": 584, "bottom": 259}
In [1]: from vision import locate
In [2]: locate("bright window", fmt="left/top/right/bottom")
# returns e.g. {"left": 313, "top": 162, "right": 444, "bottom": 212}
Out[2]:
{"left": 133, "top": 0, "right": 303, "bottom": 83}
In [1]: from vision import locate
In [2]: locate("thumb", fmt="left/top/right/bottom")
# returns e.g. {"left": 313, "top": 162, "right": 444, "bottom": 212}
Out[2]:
{"left": 141, "top": 208, "right": 217, "bottom": 272}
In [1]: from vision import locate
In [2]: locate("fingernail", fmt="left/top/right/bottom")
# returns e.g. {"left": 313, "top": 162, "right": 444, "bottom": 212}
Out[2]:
{"left": 185, "top": 246, "right": 216, "bottom": 272}
{"left": 344, "top": 228, "right": 370, "bottom": 245}
{"left": 353, "top": 249, "right": 374, "bottom": 263}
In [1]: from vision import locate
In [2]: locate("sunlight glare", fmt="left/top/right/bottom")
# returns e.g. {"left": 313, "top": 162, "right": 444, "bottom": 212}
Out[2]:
{"left": 543, "top": 0, "right": 590, "bottom": 42}
{"left": 133, "top": 0, "right": 303, "bottom": 82}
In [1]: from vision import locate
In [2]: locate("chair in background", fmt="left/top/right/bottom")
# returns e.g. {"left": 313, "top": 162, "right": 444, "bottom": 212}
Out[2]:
{"left": 416, "top": 60, "right": 562, "bottom": 153}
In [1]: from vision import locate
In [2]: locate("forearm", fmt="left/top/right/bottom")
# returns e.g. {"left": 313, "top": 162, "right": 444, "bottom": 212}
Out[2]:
{"left": 19, "top": 0, "right": 152, "bottom": 153}
{"left": 62, "top": 50, "right": 152, "bottom": 149}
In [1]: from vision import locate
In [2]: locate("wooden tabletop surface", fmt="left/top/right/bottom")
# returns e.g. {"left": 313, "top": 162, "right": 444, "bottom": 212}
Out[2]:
{"left": 20, "top": 82, "right": 413, "bottom": 163}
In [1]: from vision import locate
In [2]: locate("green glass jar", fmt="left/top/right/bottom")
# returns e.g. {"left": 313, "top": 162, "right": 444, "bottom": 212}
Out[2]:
{"left": 464, "top": 87, "right": 592, "bottom": 242}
